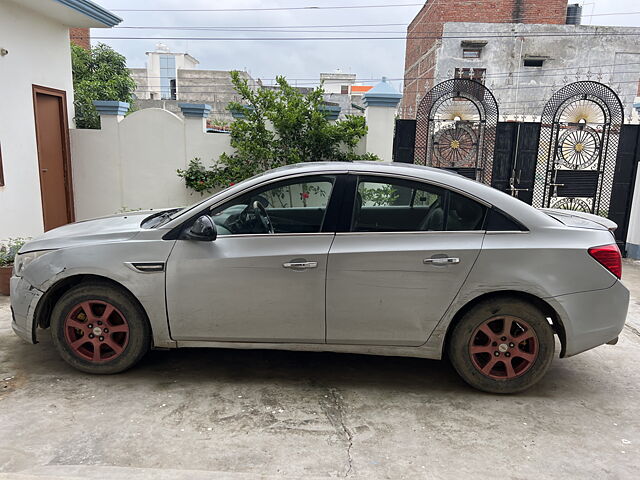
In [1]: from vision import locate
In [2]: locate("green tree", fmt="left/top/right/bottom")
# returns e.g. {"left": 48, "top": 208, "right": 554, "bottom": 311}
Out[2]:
{"left": 178, "top": 71, "right": 377, "bottom": 191}
{"left": 71, "top": 43, "right": 136, "bottom": 129}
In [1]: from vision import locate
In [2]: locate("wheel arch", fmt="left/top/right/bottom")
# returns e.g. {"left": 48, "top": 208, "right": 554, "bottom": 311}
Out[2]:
{"left": 443, "top": 290, "right": 567, "bottom": 358}
{"left": 33, "top": 274, "right": 152, "bottom": 341}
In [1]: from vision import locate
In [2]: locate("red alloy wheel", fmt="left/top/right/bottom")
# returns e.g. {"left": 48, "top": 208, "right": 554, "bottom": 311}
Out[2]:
{"left": 63, "top": 300, "right": 130, "bottom": 363}
{"left": 469, "top": 315, "right": 539, "bottom": 380}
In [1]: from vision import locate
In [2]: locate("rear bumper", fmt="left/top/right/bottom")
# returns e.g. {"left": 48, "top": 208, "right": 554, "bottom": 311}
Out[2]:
{"left": 550, "top": 280, "right": 629, "bottom": 357}
{"left": 10, "top": 275, "right": 42, "bottom": 344}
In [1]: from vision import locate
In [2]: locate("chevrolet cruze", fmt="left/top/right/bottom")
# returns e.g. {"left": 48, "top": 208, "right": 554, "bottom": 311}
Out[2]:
{"left": 10, "top": 162, "right": 629, "bottom": 393}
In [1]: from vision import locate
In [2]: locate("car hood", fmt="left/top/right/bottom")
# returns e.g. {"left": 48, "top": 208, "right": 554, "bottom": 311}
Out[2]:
{"left": 20, "top": 210, "right": 160, "bottom": 253}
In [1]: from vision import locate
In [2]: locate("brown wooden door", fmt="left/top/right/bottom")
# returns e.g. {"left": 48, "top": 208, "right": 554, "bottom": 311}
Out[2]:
{"left": 33, "top": 86, "right": 74, "bottom": 231}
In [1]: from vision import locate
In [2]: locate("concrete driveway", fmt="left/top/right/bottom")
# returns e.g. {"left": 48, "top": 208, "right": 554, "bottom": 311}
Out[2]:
{"left": 1, "top": 264, "right": 640, "bottom": 479}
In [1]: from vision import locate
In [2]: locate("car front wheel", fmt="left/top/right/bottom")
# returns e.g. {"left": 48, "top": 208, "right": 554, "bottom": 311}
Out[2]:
{"left": 448, "top": 297, "right": 555, "bottom": 394}
{"left": 50, "top": 282, "right": 150, "bottom": 374}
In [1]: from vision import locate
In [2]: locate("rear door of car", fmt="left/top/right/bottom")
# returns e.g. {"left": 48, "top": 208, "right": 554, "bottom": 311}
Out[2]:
{"left": 325, "top": 173, "right": 486, "bottom": 346}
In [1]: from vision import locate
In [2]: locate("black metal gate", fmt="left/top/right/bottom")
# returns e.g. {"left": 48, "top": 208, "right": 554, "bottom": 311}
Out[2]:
{"left": 414, "top": 79, "right": 499, "bottom": 183}
{"left": 610, "top": 125, "right": 640, "bottom": 246}
{"left": 392, "top": 119, "right": 416, "bottom": 164}
{"left": 393, "top": 80, "right": 638, "bottom": 251}
{"left": 490, "top": 122, "right": 540, "bottom": 205}
{"left": 533, "top": 81, "right": 624, "bottom": 215}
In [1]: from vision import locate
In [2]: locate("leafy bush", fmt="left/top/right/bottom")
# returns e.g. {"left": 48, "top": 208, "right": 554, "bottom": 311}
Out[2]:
{"left": 178, "top": 72, "right": 378, "bottom": 193}
{"left": 0, "top": 238, "right": 28, "bottom": 267}
{"left": 177, "top": 158, "right": 221, "bottom": 193}
{"left": 71, "top": 43, "right": 136, "bottom": 129}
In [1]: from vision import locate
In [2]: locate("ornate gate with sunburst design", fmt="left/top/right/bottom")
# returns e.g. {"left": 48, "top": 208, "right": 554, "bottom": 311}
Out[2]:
{"left": 533, "top": 81, "right": 623, "bottom": 215}
{"left": 414, "top": 79, "right": 498, "bottom": 183}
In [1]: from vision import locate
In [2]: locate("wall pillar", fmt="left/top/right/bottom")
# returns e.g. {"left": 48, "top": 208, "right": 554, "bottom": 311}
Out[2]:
{"left": 363, "top": 77, "right": 402, "bottom": 162}
{"left": 319, "top": 104, "right": 341, "bottom": 124}
{"left": 179, "top": 103, "right": 212, "bottom": 162}
{"left": 73, "top": 101, "right": 129, "bottom": 217}
{"left": 93, "top": 100, "right": 129, "bottom": 127}
{"left": 626, "top": 168, "right": 640, "bottom": 259}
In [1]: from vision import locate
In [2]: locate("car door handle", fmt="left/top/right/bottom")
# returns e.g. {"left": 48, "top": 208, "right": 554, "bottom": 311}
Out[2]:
{"left": 283, "top": 261, "right": 318, "bottom": 269}
{"left": 423, "top": 257, "right": 460, "bottom": 265}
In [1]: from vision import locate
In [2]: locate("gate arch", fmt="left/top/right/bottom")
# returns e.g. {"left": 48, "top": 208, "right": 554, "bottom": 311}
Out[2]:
{"left": 414, "top": 78, "right": 498, "bottom": 184}
{"left": 533, "top": 81, "right": 623, "bottom": 215}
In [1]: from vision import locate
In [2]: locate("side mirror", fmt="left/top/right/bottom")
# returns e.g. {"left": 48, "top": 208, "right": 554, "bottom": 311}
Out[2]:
{"left": 184, "top": 215, "right": 217, "bottom": 241}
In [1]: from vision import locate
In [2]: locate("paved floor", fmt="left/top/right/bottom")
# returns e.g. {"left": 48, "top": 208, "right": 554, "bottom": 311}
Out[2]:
{"left": 1, "top": 264, "right": 640, "bottom": 479}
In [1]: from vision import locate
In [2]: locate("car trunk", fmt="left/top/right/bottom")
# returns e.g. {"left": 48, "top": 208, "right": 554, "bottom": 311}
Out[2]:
{"left": 539, "top": 208, "right": 617, "bottom": 232}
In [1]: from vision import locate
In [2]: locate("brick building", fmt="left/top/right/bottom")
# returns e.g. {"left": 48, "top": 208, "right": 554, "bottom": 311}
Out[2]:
{"left": 69, "top": 27, "right": 90, "bottom": 49}
{"left": 402, "top": 0, "right": 575, "bottom": 118}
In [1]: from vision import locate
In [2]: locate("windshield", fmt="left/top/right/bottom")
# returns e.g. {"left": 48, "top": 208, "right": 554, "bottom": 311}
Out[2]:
{"left": 151, "top": 169, "right": 278, "bottom": 228}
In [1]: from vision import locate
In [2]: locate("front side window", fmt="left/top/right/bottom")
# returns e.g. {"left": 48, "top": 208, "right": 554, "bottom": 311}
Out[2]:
{"left": 210, "top": 175, "right": 335, "bottom": 235}
{"left": 352, "top": 176, "right": 486, "bottom": 232}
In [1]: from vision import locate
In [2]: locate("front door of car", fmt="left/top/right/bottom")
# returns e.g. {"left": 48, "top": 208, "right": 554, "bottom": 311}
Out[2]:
{"left": 326, "top": 175, "right": 485, "bottom": 346}
{"left": 166, "top": 174, "right": 338, "bottom": 343}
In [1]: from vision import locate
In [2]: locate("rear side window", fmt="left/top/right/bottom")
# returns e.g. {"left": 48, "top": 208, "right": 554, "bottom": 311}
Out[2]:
{"left": 447, "top": 191, "right": 486, "bottom": 231}
{"left": 351, "top": 176, "right": 486, "bottom": 232}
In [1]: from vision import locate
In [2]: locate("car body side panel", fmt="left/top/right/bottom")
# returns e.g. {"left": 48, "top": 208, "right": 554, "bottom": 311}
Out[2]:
{"left": 463, "top": 228, "right": 618, "bottom": 298}
{"left": 17, "top": 237, "right": 176, "bottom": 348}
{"left": 326, "top": 231, "right": 483, "bottom": 346}
{"left": 166, "top": 234, "right": 334, "bottom": 343}
{"left": 422, "top": 227, "right": 626, "bottom": 357}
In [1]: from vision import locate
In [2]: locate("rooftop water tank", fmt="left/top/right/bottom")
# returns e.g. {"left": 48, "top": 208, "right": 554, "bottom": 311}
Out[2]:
{"left": 566, "top": 3, "right": 582, "bottom": 25}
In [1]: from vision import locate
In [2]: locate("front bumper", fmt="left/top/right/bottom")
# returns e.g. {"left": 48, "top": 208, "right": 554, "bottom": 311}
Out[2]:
{"left": 10, "top": 275, "right": 43, "bottom": 344}
{"left": 550, "top": 280, "right": 629, "bottom": 357}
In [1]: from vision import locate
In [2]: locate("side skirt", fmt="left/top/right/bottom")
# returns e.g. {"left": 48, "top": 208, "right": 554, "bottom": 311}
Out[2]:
{"left": 171, "top": 340, "right": 442, "bottom": 360}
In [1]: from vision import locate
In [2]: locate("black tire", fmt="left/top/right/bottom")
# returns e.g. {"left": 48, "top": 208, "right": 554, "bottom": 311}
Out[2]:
{"left": 50, "top": 282, "right": 151, "bottom": 374}
{"left": 448, "top": 297, "right": 555, "bottom": 394}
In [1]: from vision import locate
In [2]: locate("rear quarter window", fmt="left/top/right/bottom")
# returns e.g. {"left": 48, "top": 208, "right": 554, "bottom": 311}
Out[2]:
{"left": 484, "top": 208, "right": 527, "bottom": 231}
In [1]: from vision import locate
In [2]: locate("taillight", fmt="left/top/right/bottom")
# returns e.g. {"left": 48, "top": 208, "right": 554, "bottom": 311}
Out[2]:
{"left": 588, "top": 244, "right": 622, "bottom": 279}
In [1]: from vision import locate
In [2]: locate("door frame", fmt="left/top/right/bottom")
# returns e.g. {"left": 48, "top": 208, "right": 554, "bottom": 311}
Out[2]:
{"left": 32, "top": 84, "right": 75, "bottom": 227}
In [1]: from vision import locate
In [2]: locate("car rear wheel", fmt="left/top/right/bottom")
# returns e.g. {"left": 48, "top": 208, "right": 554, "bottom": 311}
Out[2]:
{"left": 51, "top": 282, "right": 150, "bottom": 374}
{"left": 448, "top": 297, "right": 555, "bottom": 394}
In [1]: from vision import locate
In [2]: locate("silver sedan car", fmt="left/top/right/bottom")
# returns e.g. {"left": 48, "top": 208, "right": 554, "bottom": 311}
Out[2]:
{"left": 10, "top": 162, "right": 628, "bottom": 393}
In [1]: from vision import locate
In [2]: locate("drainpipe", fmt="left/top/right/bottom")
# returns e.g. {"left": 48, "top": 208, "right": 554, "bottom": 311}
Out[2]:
{"left": 513, "top": 35, "right": 525, "bottom": 121}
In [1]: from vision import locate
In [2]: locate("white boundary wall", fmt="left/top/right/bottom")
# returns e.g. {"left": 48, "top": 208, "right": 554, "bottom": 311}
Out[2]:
{"left": 70, "top": 102, "right": 397, "bottom": 220}
{"left": 70, "top": 108, "right": 234, "bottom": 219}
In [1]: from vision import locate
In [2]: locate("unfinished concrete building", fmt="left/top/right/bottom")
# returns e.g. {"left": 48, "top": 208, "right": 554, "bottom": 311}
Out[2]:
{"left": 402, "top": 0, "right": 640, "bottom": 121}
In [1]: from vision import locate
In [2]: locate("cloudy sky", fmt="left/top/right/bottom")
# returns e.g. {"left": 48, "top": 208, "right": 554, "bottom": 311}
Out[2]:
{"left": 94, "top": 0, "right": 640, "bottom": 92}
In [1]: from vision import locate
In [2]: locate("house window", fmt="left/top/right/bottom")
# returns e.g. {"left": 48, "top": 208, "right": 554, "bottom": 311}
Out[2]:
{"left": 341, "top": 85, "right": 349, "bottom": 94}
{"left": 524, "top": 58, "right": 545, "bottom": 67}
{"left": 463, "top": 48, "right": 481, "bottom": 59}
{"left": 159, "top": 55, "right": 176, "bottom": 100}
{"left": 455, "top": 68, "right": 486, "bottom": 83}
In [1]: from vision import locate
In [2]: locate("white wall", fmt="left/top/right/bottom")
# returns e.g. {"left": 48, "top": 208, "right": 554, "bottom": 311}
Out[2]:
{"left": 625, "top": 169, "right": 640, "bottom": 259}
{"left": 0, "top": 1, "right": 76, "bottom": 239}
{"left": 70, "top": 101, "right": 398, "bottom": 221}
{"left": 365, "top": 105, "right": 398, "bottom": 162}
{"left": 70, "top": 109, "right": 234, "bottom": 219}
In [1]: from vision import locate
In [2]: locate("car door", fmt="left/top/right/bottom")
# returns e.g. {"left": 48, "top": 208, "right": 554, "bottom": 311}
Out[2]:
{"left": 326, "top": 174, "right": 486, "bottom": 346}
{"left": 166, "top": 174, "right": 339, "bottom": 343}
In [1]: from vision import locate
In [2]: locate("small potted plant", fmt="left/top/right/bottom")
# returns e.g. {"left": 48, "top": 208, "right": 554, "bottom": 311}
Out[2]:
{"left": 0, "top": 238, "right": 27, "bottom": 296}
